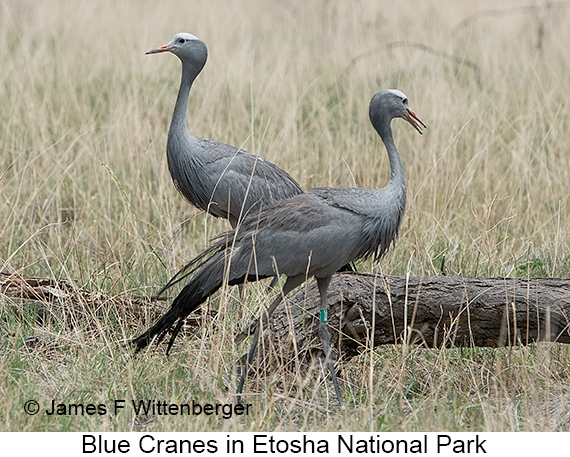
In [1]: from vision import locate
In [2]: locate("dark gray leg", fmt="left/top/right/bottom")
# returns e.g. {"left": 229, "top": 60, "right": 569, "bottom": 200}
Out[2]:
{"left": 234, "top": 277, "right": 281, "bottom": 346}
{"left": 316, "top": 276, "right": 344, "bottom": 409}
{"left": 267, "top": 276, "right": 279, "bottom": 290}
{"left": 236, "top": 274, "right": 305, "bottom": 404}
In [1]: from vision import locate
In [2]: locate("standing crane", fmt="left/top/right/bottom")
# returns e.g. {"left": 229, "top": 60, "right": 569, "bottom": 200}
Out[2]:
{"left": 146, "top": 33, "right": 303, "bottom": 228}
{"left": 133, "top": 90, "right": 426, "bottom": 408}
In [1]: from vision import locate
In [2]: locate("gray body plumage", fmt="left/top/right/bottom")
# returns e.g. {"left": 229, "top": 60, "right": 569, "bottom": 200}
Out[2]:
{"left": 133, "top": 89, "right": 424, "bottom": 353}
{"left": 149, "top": 33, "right": 302, "bottom": 228}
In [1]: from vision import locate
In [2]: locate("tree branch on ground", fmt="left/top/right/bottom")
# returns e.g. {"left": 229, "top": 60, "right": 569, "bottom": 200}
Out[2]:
{"left": 256, "top": 273, "right": 570, "bottom": 368}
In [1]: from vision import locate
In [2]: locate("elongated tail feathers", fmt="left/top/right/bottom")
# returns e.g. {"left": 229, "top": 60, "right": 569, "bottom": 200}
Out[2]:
{"left": 132, "top": 249, "right": 227, "bottom": 354}
{"left": 132, "top": 227, "right": 272, "bottom": 354}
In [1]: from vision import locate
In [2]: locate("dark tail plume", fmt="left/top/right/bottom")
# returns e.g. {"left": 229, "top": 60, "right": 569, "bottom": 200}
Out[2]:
{"left": 132, "top": 251, "right": 227, "bottom": 354}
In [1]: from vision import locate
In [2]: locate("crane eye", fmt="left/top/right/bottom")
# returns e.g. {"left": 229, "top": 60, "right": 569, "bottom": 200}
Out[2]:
{"left": 402, "top": 98, "right": 408, "bottom": 105}
{"left": 178, "top": 38, "right": 186, "bottom": 44}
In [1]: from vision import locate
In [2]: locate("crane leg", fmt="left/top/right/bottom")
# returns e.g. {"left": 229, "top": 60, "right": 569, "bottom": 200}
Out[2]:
{"left": 316, "top": 276, "right": 345, "bottom": 410}
{"left": 267, "top": 276, "right": 279, "bottom": 290}
{"left": 236, "top": 274, "right": 305, "bottom": 404}
{"left": 234, "top": 276, "right": 282, "bottom": 346}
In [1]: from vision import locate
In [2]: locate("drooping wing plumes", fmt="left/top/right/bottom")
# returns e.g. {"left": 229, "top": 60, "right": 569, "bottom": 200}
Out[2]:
{"left": 134, "top": 223, "right": 275, "bottom": 353}
{"left": 131, "top": 247, "right": 225, "bottom": 353}
{"left": 132, "top": 231, "right": 248, "bottom": 353}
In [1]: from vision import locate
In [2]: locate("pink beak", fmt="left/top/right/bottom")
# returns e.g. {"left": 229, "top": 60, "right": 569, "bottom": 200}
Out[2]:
{"left": 145, "top": 44, "right": 174, "bottom": 55}
{"left": 405, "top": 108, "right": 427, "bottom": 134}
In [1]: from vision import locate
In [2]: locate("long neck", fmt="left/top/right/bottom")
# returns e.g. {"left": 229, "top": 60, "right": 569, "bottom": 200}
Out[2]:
{"left": 169, "top": 61, "right": 199, "bottom": 135}
{"left": 376, "top": 118, "right": 406, "bottom": 190}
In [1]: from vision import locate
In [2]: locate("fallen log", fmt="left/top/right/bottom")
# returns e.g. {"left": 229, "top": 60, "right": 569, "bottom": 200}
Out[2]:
{"left": 0, "top": 272, "right": 156, "bottom": 324}
{"left": 5, "top": 271, "right": 570, "bottom": 363}
{"left": 259, "top": 273, "right": 570, "bottom": 366}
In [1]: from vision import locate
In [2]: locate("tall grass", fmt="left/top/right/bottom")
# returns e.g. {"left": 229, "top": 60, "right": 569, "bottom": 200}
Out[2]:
{"left": 1, "top": 0, "right": 570, "bottom": 431}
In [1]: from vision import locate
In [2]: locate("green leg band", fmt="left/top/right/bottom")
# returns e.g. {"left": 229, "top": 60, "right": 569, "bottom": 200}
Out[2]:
{"left": 320, "top": 309, "right": 328, "bottom": 322}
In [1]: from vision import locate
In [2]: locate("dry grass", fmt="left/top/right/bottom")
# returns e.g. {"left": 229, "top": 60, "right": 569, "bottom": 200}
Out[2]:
{"left": 2, "top": 0, "right": 570, "bottom": 431}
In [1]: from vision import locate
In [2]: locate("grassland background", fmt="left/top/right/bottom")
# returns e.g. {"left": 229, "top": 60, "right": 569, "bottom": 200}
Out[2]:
{"left": 1, "top": 0, "right": 570, "bottom": 432}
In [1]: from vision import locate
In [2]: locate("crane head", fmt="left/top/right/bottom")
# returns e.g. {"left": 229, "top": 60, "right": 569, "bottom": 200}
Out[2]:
{"left": 371, "top": 90, "right": 427, "bottom": 135}
{"left": 145, "top": 33, "right": 207, "bottom": 67}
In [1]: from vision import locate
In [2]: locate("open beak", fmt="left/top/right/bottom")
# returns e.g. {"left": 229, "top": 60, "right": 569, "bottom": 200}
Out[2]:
{"left": 145, "top": 44, "right": 174, "bottom": 55}
{"left": 405, "top": 108, "right": 427, "bottom": 135}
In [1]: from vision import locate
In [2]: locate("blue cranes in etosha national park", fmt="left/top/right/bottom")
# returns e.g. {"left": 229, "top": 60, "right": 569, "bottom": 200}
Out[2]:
{"left": 133, "top": 87, "right": 426, "bottom": 409}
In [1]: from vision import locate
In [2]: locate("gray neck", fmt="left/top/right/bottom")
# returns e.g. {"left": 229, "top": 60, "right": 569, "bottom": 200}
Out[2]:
{"left": 375, "top": 116, "right": 406, "bottom": 190}
{"left": 169, "top": 61, "right": 200, "bottom": 135}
